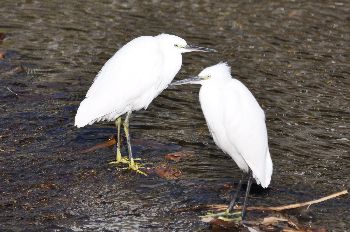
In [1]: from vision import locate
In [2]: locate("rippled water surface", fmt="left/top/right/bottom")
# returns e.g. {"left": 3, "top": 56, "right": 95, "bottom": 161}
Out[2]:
{"left": 0, "top": 0, "right": 349, "bottom": 231}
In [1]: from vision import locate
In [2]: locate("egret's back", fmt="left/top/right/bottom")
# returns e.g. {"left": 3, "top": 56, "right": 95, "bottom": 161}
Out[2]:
{"left": 199, "top": 79, "right": 272, "bottom": 188}
{"left": 75, "top": 36, "right": 180, "bottom": 128}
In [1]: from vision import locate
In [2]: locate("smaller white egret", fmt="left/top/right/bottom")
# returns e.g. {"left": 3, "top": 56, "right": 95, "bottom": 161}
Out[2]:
{"left": 75, "top": 34, "right": 215, "bottom": 175}
{"left": 171, "top": 63, "right": 273, "bottom": 219}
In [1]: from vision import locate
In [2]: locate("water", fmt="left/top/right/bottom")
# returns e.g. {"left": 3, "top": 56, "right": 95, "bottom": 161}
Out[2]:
{"left": 0, "top": 0, "right": 349, "bottom": 231}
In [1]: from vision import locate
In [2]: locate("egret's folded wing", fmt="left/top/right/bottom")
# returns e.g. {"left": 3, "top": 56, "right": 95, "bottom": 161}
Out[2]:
{"left": 224, "top": 80, "right": 272, "bottom": 188}
{"left": 75, "top": 36, "right": 163, "bottom": 127}
{"left": 86, "top": 36, "right": 160, "bottom": 98}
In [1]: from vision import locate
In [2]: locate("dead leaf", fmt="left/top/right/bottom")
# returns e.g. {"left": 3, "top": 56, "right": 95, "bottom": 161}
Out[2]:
{"left": 164, "top": 151, "right": 194, "bottom": 162}
{"left": 0, "top": 51, "right": 5, "bottom": 59}
{"left": 209, "top": 218, "right": 241, "bottom": 231}
{"left": 148, "top": 165, "right": 182, "bottom": 180}
{"left": 80, "top": 135, "right": 116, "bottom": 153}
{"left": 0, "top": 32, "right": 5, "bottom": 41}
{"left": 261, "top": 216, "right": 288, "bottom": 226}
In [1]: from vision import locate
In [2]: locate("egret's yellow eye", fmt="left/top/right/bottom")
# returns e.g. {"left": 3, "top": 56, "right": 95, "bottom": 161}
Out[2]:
{"left": 175, "top": 44, "right": 184, "bottom": 48}
{"left": 201, "top": 75, "right": 211, "bottom": 80}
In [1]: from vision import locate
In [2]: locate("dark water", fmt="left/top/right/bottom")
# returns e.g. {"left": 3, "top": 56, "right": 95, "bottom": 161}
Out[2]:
{"left": 0, "top": 0, "right": 349, "bottom": 231}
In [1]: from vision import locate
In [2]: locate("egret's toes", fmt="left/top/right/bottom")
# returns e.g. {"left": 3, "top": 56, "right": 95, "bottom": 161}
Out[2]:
{"left": 128, "top": 160, "right": 147, "bottom": 176}
{"left": 109, "top": 156, "right": 130, "bottom": 165}
{"left": 110, "top": 157, "right": 147, "bottom": 175}
{"left": 201, "top": 210, "right": 242, "bottom": 222}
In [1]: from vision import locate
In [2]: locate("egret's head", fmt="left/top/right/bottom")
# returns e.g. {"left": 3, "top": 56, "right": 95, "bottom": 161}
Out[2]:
{"left": 156, "top": 34, "right": 216, "bottom": 53}
{"left": 171, "top": 62, "right": 232, "bottom": 86}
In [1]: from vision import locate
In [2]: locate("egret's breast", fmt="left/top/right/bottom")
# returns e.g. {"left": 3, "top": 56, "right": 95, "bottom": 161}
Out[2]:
{"left": 132, "top": 52, "right": 182, "bottom": 111}
{"left": 199, "top": 83, "right": 249, "bottom": 171}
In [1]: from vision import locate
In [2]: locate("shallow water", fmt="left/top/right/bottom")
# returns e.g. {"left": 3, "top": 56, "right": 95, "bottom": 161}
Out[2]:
{"left": 0, "top": 0, "right": 349, "bottom": 231}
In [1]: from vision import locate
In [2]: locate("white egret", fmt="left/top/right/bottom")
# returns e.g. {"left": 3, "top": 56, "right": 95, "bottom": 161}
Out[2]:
{"left": 171, "top": 63, "right": 273, "bottom": 219}
{"left": 75, "top": 34, "right": 215, "bottom": 175}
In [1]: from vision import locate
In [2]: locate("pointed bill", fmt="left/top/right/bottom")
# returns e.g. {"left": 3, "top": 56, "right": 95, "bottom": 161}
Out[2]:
{"left": 184, "top": 44, "right": 217, "bottom": 52}
{"left": 170, "top": 76, "right": 202, "bottom": 86}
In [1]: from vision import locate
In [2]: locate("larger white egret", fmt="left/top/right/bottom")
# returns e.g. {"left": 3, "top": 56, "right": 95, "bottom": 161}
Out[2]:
{"left": 75, "top": 34, "right": 215, "bottom": 174}
{"left": 171, "top": 63, "right": 273, "bottom": 219}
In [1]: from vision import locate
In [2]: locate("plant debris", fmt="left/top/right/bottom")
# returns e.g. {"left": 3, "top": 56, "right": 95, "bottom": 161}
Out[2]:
{"left": 0, "top": 32, "right": 5, "bottom": 41}
{"left": 3, "top": 86, "right": 19, "bottom": 97}
{"left": 164, "top": 151, "right": 195, "bottom": 162}
{"left": 80, "top": 135, "right": 117, "bottom": 153}
{"left": 206, "top": 214, "right": 327, "bottom": 232}
{"left": 198, "top": 190, "right": 347, "bottom": 231}
{"left": 201, "top": 189, "right": 348, "bottom": 212}
{"left": 147, "top": 164, "right": 182, "bottom": 180}
{"left": 0, "top": 51, "right": 6, "bottom": 59}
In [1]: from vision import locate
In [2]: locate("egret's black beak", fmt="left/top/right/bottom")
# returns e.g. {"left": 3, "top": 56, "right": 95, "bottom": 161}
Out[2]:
{"left": 171, "top": 76, "right": 202, "bottom": 86}
{"left": 184, "top": 44, "right": 217, "bottom": 52}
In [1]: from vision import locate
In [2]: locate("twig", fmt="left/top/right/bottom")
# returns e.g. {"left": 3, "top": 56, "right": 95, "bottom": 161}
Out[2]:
{"left": 4, "top": 86, "right": 19, "bottom": 97}
{"left": 196, "top": 189, "right": 348, "bottom": 212}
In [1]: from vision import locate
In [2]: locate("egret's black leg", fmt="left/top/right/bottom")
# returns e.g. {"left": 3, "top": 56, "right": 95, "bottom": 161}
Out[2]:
{"left": 228, "top": 173, "right": 244, "bottom": 212}
{"left": 241, "top": 169, "right": 253, "bottom": 220}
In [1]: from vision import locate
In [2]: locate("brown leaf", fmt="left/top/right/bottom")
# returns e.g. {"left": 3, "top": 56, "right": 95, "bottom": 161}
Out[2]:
{"left": 0, "top": 51, "right": 5, "bottom": 59}
{"left": 164, "top": 151, "right": 194, "bottom": 162}
{"left": 149, "top": 165, "right": 182, "bottom": 180}
{"left": 209, "top": 218, "right": 241, "bottom": 231}
{"left": 261, "top": 216, "right": 288, "bottom": 226}
{"left": 80, "top": 135, "right": 116, "bottom": 153}
{"left": 0, "top": 32, "right": 5, "bottom": 41}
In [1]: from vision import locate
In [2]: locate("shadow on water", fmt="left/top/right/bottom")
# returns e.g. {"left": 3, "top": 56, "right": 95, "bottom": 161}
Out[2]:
{"left": 0, "top": 0, "right": 349, "bottom": 231}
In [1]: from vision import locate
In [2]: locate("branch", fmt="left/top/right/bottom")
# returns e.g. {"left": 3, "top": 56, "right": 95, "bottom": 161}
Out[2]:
{"left": 200, "top": 189, "right": 348, "bottom": 212}
{"left": 4, "top": 86, "right": 19, "bottom": 97}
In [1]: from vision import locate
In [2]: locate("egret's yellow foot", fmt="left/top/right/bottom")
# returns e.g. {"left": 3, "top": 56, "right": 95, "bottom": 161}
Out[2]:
{"left": 201, "top": 210, "right": 242, "bottom": 222}
{"left": 128, "top": 158, "right": 147, "bottom": 176}
{"left": 109, "top": 150, "right": 129, "bottom": 165}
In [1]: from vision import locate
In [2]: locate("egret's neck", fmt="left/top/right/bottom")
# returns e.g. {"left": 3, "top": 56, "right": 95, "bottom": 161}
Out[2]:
{"left": 158, "top": 48, "right": 182, "bottom": 89}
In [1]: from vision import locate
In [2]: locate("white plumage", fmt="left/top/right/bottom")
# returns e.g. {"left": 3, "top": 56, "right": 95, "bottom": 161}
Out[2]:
{"left": 75, "top": 34, "right": 190, "bottom": 128}
{"left": 74, "top": 33, "right": 215, "bottom": 174}
{"left": 173, "top": 63, "right": 273, "bottom": 188}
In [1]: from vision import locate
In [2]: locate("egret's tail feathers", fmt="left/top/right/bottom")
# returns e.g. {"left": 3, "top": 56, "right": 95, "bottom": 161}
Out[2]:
{"left": 75, "top": 97, "right": 103, "bottom": 128}
{"left": 75, "top": 96, "right": 124, "bottom": 128}
{"left": 74, "top": 98, "right": 95, "bottom": 128}
{"left": 258, "top": 150, "right": 273, "bottom": 188}
{"left": 251, "top": 150, "right": 273, "bottom": 188}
